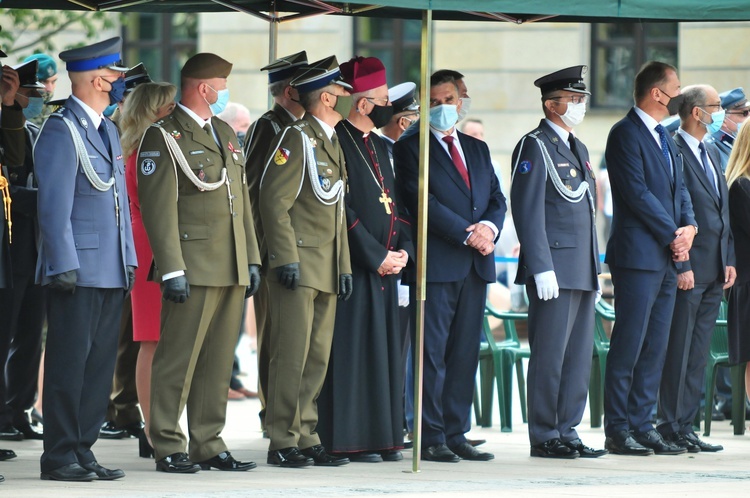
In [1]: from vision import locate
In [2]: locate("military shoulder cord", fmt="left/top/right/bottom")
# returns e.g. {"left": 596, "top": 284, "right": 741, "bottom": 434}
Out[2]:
{"left": 511, "top": 132, "right": 595, "bottom": 218}
{"left": 60, "top": 116, "right": 120, "bottom": 226}
{"left": 0, "top": 168, "right": 10, "bottom": 243}
{"left": 154, "top": 125, "right": 235, "bottom": 215}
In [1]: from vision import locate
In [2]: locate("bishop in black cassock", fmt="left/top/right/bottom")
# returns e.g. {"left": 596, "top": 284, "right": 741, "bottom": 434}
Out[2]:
{"left": 316, "top": 57, "right": 413, "bottom": 461}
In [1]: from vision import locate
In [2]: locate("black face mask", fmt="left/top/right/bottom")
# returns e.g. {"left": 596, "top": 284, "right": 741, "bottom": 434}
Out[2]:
{"left": 368, "top": 103, "right": 394, "bottom": 129}
{"left": 660, "top": 89, "right": 685, "bottom": 116}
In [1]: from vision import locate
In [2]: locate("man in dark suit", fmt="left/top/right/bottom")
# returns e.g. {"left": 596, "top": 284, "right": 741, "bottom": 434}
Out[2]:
{"left": 604, "top": 61, "right": 697, "bottom": 456}
{"left": 657, "top": 84, "right": 735, "bottom": 453}
{"left": 394, "top": 71, "right": 506, "bottom": 463}
{"left": 511, "top": 66, "right": 605, "bottom": 459}
{"left": 34, "top": 38, "right": 136, "bottom": 481}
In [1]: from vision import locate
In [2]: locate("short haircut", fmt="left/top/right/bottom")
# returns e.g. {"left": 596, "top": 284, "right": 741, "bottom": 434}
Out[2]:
{"left": 678, "top": 85, "right": 707, "bottom": 121}
{"left": 269, "top": 78, "right": 292, "bottom": 98}
{"left": 633, "top": 61, "right": 677, "bottom": 103}
{"left": 461, "top": 118, "right": 483, "bottom": 130}
{"left": 299, "top": 86, "right": 327, "bottom": 112}
{"left": 430, "top": 69, "right": 463, "bottom": 89}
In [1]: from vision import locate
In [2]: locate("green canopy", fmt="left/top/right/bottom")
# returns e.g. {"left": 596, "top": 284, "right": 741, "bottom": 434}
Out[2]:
{"left": 1, "top": 0, "right": 748, "bottom": 22}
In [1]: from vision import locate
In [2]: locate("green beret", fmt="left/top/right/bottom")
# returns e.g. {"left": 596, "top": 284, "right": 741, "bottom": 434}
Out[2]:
{"left": 181, "top": 53, "right": 232, "bottom": 80}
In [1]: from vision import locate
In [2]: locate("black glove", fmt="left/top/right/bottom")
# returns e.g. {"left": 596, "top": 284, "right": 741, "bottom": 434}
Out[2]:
{"left": 276, "top": 263, "right": 300, "bottom": 290}
{"left": 338, "top": 273, "right": 353, "bottom": 301}
{"left": 125, "top": 265, "right": 136, "bottom": 298}
{"left": 48, "top": 270, "right": 77, "bottom": 294}
{"left": 245, "top": 264, "right": 261, "bottom": 298}
{"left": 162, "top": 275, "right": 190, "bottom": 304}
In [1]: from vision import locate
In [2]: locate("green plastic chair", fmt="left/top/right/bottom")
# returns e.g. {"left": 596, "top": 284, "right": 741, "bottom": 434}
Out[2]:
{"left": 481, "top": 302, "right": 530, "bottom": 432}
{"left": 590, "top": 300, "right": 614, "bottom": 428}
{"left": 702, "top": 300, "right": 747, "bottom": 436}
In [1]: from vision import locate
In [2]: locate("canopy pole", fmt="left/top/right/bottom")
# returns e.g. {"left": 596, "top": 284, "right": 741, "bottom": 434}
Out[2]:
{"left": 268, "top": 6, "right": 279, "bottom": 109}
{"left": 409, "top": 7, "right": 432, "bottom": 474}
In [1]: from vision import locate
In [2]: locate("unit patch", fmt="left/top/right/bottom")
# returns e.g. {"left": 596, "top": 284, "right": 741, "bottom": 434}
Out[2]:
{"left": 141, "top": 158, "right": 156, "bottom": 176}
{"left": 518, "top": 160, "right": 532, "bottom": 175}
{"left": 274, "top": 147, "right": 290, "bottom": 165}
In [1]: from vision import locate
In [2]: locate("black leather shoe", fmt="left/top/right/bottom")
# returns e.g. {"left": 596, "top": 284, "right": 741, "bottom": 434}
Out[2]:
{"left": 81, "top": 461, "right": 125, "bottom": 480}
{"left": 662, "top": 432, "right": 700, "bottom": 453}
{"left": 683, "top": 431, "right": 723, "bottom": 452}
{"left": 267, "top": 447, "right": 314, "bottom": 467}
{"left": 0, "top": 449, "right": 17, "bottom": 461}
{"left": 0, "top": 425, "right": 23, "bottom": 441}
{"left": 449, "top": 441, "right": 494, "bottom": 461}
{"left": 633, "top": 429, "right": 687, "bottom": 455}
{"left": 604, "top": 430, "right": 654, "bottom": 456}
{"left": 14, "top": 420, "right": 43, "bottom": 440}
{"left": 301, "top": 445, "right": 350, "bottom": 466}
{"left": 381, "top": 450, "right": 403, "bottom": 462}
{"left": 467, "top": 439, "right": 487, "bottom": 447}
{"left": 530, "top": 438, "right": 579, "bottom": 459}
{"left": 564, "top": 438, "right": 608, "bottom": 458}
{"left": 99, "top": 421, "right": 128, "bottom": 439}
{"left": 155, "top": 452, "right": 201, "bottom": 473}
{"left": 421, "top": 443, "right": 460, "bottom": 462}
{"left": 197, "top": 451, "right": 256, "bottom": 471}
{"left": 121, "top": 421, "right": 145, "bottom": 438}
{"left": 40, "top": 463, "right": 97, "bottom": 482}
{"left": 346, "top": 451, "right": 383, "bottom": 463}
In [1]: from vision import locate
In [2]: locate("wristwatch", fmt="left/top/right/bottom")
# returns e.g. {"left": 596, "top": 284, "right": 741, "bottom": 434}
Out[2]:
{"left": 692, "top": 224, "right": 699, "bottom": 235}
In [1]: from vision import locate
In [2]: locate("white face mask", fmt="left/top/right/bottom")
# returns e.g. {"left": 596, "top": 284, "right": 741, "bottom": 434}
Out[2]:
{"left": 558, "top": 101, "right": 586, "bottom": 128}
{"left": 458, "top": 97, "right": 472, "bottom": 121}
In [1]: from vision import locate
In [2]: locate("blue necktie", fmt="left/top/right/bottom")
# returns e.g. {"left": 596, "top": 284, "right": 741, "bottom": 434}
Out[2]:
{"left": 98, "top": 120, "right": 111, "bottom": 154}
{"left": 655, "top": 124, "right": 671, "bottom": 166}
{"left": 698, "top": 142, "right": 719, "bottom": 197}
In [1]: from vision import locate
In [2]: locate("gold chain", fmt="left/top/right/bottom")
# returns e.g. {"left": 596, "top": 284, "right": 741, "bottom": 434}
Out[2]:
{"left": 0, "top": 170, "right": 11, "bottom": 244}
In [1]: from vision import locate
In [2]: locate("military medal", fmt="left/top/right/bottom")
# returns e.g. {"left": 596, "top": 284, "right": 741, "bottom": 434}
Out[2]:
{"left": 570, "top": 169, "right": 577, "bottom": 178}
{"left": 228, "top": 141, "right": 240, "bottom": 161}
{"left": 170, "top": 130, "right": 182, "bottom": 140}
{"left": 586, "top": 160, "right": 595, "bottom": 179}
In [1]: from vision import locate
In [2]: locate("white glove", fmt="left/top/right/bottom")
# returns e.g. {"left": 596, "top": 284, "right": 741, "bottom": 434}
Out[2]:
{"left": 533, "top": 271, "right": 559, "bottom": 301}
{"left": 398, "top": 282, "right": 410, "bottom": 307}
{"left": 596, "top": 283, "right": 602, "bottom": 304}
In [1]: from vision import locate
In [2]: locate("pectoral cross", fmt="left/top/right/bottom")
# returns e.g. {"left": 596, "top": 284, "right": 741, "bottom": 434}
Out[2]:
{"left": 379, "top": 191, "right": 392, "bottom": 215}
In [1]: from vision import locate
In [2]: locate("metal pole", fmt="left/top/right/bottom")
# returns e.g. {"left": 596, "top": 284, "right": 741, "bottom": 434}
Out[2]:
{"left": 410, "top": 7, "right": 432, "bottom": 474}
{"left": 268, "top": 5, "right": 279, "bottom": 109}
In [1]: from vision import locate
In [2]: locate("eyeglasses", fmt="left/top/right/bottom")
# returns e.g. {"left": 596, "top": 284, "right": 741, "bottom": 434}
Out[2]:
{"left": 728, "top": 110, "right": 750, "bottom": 117}
{"left": 366, "top": 97, "right": 390, "bottom": 106}
{"left": 549, "top": 95, "right": 588, "bottom": 105}
{"left": 701, "top": 104, "right": 723, "bottom": 109}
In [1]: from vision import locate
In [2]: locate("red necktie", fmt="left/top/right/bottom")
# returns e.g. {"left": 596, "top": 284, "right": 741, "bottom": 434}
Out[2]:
{"left": 442, "top": 135, "right": 470, "bottom": 189}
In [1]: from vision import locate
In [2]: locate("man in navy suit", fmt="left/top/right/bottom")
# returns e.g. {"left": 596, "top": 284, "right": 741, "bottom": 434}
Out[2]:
{"left": 34, "top": 38, "right": 136, "bottom": 481}
{"left": 394, "top": 71, "right": 506, "bottom": 463}
{"left": 604, "top": 61, "right": 697, "bottom": 456}
{"left": 657, "top": 84, "right": 734, "bottom": 453}
{"left": 511, "top": 66, "right": 605, "bottom": 459}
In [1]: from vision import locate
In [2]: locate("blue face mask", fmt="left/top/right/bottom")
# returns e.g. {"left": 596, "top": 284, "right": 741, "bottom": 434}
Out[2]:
{"left": 206, "top": 85, "right": 230, "bottom": 115}
{"left": 22, "top": 96, "right": 44, "bottom": 119}
{"left": 106, "top": 77, "right": 126, "bottom": 105}
{"left": 701, "top": 108, "right": 725, "bottom": 135}
{"left": 429, "top": 104, "right": 459, "bottom": 132}
{"left": 103, "top": 103, "right": 118, "bottom": 117}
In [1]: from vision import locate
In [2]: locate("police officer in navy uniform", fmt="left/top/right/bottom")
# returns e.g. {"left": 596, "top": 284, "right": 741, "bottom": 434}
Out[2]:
{"left": 710, "top": 87, "right": 750, "bottom": 172}
{"left": 510, "top": 66, "right": 604, "bottom": 459}
{"left": 34, "top": 37, "right": 136, "bottom": 482}
{"left": 380, "top": 82, "right": 419, "bottom": 163}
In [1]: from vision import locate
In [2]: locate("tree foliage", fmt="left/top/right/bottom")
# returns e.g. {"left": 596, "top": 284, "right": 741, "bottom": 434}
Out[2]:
{"left": 0, "top": 9, "right": 119, "bottom": 58}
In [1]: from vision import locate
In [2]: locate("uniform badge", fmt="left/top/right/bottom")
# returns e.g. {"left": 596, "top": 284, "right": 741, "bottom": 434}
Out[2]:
{"left": 274, "top": 147, "right": 290, "bottom": 165}
{"left": 189, "top": 150, "right": 204, "bottom": 156}
{"left": 310, "top": 138, "right": 318, "bottom": 148}
{"left": 326, "top": 168, "right": 332, "bottom": 175}
{"left": 116, "top": 154, "right": 123, "bottom": 161}
{"left": 551, "top": 136, "right": 558, "bottom": 143}
{"left": 556, "top": 163, "right": 569, "bottom": 168}
{"left": 140, "top": 151, "right": 161, "bottom": 158}
{"left": 518, "top": 160, "right": 532, "bottom": 175}
{"left": 141, "top": 158, "right": 156, "bottom": 176}
{"left": 80, "top": 117, "right": 88, "bottom": 129}
{"left": 198, "top": 170, "right": 206, "bottom": 181}
{"left": 570, "top": 169, "right": 577, "bottom": 178}
{"left": 319, "top": 175, "right": 331, "bottom": 191}
{"left": 170, "top": 130, "right": 182, "bottom": 140}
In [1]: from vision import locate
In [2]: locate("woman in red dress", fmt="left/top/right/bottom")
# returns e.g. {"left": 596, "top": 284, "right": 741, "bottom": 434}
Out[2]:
{"left": 119, "top": 82, "right": 176, "bottom": 453}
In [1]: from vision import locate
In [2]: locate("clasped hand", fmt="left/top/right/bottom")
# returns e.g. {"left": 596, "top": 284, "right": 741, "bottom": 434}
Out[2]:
{"left": 378, "top": 250, "right": 408, "bottom": 276}
{"left": 670, "top": 225, "right": 696, "bottom": 262}
{"left": 465, "top": 223, "right": 495, "bottom": 256}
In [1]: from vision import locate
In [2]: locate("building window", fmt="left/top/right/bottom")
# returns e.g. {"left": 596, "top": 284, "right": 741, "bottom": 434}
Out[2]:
{"left": 590, "top": 23, "right": 678, "bottom": 108}
{"left": 122, "top": 13, "right": 198, "bottom": 84}
{"left": 354, "top": 18, "right": 423, "bottom": 87}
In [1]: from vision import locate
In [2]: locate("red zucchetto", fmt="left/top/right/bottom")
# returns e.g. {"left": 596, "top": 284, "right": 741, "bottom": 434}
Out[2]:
{"left": 339, "top": 56, "right": 387, "bottom": 94}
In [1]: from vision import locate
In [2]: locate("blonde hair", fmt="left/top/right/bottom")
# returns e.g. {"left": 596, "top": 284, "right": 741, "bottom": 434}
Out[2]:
{"left": 725, "top": 120, "right": 750, "bottom": 189}
{"left": 120, "top": 81, "right": 177, "bottom": 158}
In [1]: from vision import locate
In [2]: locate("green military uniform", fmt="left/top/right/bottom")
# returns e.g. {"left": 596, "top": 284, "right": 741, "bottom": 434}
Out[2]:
{"left": 137, "top": 104, "right": 261, "bottom": 461}
{"left": 259, "top": 115, "right": 351, "bottom": 451}
{"left": 244, "top": 103, "right": 296, "bottom": 428}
